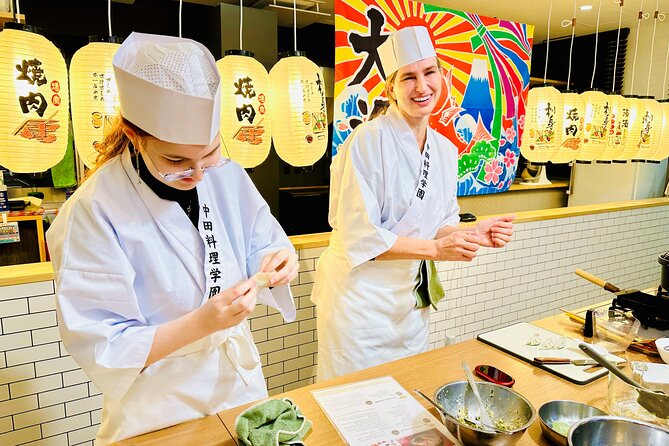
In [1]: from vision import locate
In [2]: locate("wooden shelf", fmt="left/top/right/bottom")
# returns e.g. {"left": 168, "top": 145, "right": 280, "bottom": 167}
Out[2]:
{"left": 0, "top": 11, "right": 25, "bottom": 27}
{"left": 529, "top": 76, "right": 568, "bottom": 88}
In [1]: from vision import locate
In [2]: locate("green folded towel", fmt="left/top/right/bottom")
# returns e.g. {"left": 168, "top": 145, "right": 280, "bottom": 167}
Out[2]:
{"left": 413, "top": 259, "right": 446, "bottom": 310}
{"left": 51, "top": 116, "right": 77, "bottom": 188}
{"left": 236, "top": 398, "right": 312, "bottom": 446}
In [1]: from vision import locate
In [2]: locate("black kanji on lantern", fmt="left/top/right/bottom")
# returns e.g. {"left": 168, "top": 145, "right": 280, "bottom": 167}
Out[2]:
{"left": 234, "top": 77, "right": 256, "bottom": 99}
{"left": 16, "top": 59, "right": 47, "bottom": 86}
{"left": 236, "top": 104, "right": 256, "bottom": 124}
{"left": 18, "top": 92, "right": 47, "bottom": 117}
{"left": 348, "top": 7, "right": 389, "bottom": 85}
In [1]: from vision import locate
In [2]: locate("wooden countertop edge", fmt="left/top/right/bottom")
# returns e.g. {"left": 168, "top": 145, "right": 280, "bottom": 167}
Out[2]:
{"left": 3, "top": 198, "right": 668, "bottom": 286}
{"left": 0, "top": 262, "right": 55, "bottom": 287}
{"left": 506, "top": 180, "right": 569, "bottom": 191}
{"left": 288, "top": 197, "right": 669, "bottom": 249}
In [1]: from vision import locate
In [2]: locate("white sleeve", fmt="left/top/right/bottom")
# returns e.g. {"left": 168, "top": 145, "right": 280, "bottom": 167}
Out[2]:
{"left": 47, "top": 200, "right": 158, "bottom": 403}
{"left": 333, "top": 129, "right": 398, "bottom": 269}
{"left": 235, "top": 169, "right": 296, "bottom": 322}
{"left": 438, "top": 136, "right": 461, "bottom": 229}
{"left": 441, "top": 187, "right": 461, "bottom": 228}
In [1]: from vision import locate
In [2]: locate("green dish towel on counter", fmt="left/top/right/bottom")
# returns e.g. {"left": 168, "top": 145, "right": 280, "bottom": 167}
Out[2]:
{"left": 413, "top": 259, "right": 446, "bottom": 310}
{"left": 236, "top": 398, "right": 312, "bottom": 446}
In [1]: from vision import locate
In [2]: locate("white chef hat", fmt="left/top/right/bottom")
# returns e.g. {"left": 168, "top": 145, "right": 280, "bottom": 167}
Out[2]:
{"left": 378, "top": 26, "right": 437, "bottom": 79}
{"left": 113, "top": 32, "right": 221, "bottom": 145}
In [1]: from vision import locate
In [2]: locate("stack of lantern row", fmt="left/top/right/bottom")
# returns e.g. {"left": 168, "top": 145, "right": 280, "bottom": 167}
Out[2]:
{"left": 520, "top": 86, "right": 669, "bottom": 164}
{"left": 0, "top": 25, "right": 328, "bottom": 173}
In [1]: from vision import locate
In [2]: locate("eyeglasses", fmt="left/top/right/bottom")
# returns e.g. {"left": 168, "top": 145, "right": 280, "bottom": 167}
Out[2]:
{"left": 142, "top": 140, "right": 231, "bottom": 182}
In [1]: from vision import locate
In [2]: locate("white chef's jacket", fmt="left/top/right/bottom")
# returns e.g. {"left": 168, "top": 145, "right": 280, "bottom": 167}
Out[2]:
{"left": 311, "top": 105, "right": 460, "bottom": 381}
{"left": 46, "top": 149, "right": 296, "bottom": 445}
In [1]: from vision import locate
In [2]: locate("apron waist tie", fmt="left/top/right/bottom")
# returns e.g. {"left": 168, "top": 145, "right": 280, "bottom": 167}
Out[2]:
{"left": 166, "top": 327, "right": 260, "bottom": 385}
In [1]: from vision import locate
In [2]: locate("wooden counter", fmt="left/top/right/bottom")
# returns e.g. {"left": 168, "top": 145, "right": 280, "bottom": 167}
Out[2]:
{"left": 216, "top": 311, "right": 663, "bottom": 446}
{"left": 0, "top": 261, "right": 53, "bottom": 286}
{"left": 2, "top": 197, "right": 668, "bottom": 280}
{"left": 111, "top": 415, "right": 232, "bottom": 446}
{"left": 287, "top": 197, "right": 669, "bottom": 250}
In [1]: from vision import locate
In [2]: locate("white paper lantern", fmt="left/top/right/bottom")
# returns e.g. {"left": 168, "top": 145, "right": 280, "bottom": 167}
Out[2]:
{"left": 70, "top": 37, "right": 120, "bottom": 168}
{"left": 616, "top": 95, "right": 645, "bottom": 160}
{"left": 269, "top": 52, "right": 327, "bottom": 167}
{"left": 634, "top": 96, "right": 662, "bottom": 161}
{"left": 0, "top": 24, "right": 69, "bottom": 172}
{"left": 553, "top": 91, "right": 584, "bottom": 164}
{"left": 651, "top": 99, "right": 669, "bottom": 161}
{"left": 578, "top": 90, "right": 608, "bottom": 161}
{"left": 216, "top": 50, "right": 272, "bottom": 168}
{"left": 519, "top": 86, "right": 563, "bottom": 163}
{"left": 604, "top": 94, "right": 628, "bottom": 161}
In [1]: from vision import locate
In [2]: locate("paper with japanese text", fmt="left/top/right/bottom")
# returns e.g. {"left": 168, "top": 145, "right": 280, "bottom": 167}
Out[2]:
{"left": 312, "top": 376, "right": 461, "bottom": 446}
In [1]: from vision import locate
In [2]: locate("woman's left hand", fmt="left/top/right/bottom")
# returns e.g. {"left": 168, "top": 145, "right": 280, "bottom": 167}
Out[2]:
{"left": 475, "top": 215, "right": 515, "bottom": 248}
{"left": 259, "top": 248, "right": 299, "bottom": 287}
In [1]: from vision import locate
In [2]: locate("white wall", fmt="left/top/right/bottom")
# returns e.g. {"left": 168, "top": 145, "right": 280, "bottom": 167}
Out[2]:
{"left": 623, "top": 18, "right": 669, "bottom": 99}
{"left": 1, "top": 205, "right": 668, "bottom": 445}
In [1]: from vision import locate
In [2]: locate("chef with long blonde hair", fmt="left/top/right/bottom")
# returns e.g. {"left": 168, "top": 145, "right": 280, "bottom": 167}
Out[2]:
{"left": 311, "top": 26, "right": 514, "bottom": 381}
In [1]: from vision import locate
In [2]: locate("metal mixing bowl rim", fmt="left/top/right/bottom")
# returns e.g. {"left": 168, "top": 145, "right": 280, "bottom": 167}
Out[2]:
{"left": 433, "top": 380, "right": 537, "bottom": 434}
{"left": 538, "top": 400, "right": 607, "bottom": 440}
{"left": 567, "top": 415, "right": 669, "bottom": 446}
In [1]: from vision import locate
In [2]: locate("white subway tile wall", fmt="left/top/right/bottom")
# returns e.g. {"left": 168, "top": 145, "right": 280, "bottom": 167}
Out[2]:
{"left": 1, "top": 206, "right": 668, "bottom": 445}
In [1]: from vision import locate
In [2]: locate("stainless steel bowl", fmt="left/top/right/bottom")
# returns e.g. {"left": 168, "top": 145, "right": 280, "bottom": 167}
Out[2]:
{"left": 538, "top": 400, "right": 607, "bottom": 446}
{"left": 434, "top": 381, "right": 536, "bottom": 446}
{"left": 568, "top": 415, "right": 669, "bottom": 446}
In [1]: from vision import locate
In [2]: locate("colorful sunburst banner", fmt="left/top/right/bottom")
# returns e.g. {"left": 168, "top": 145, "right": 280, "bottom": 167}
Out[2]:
{"left": 333, "top": 0, "right": 534, "bottom": 195}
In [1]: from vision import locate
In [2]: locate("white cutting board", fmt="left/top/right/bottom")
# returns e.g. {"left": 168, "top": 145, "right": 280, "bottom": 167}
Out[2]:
{"left": 478, "top": 322, "right": 623, "bottom": 385}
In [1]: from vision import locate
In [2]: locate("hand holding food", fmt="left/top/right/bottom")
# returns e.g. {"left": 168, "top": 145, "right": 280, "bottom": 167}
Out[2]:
{"left": 259, "top": 248, "right": 299, "bottom": 287}
{"left": 475, "top": 215, "right": 515, "bottom": 248}
{"left": 434, "top": 231, "right": 480, "bottom": 261}
{"left": 199, "top": 279, "right": 257, "bottom": 333}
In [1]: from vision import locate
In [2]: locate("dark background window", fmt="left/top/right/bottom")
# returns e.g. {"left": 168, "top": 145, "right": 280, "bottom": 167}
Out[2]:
{"left": 527, "top": 28, "right": 629, "bottom": 179}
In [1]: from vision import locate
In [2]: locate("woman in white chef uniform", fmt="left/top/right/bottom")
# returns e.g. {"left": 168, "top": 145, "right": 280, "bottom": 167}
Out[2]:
{"left": 46, "top": 33, "right": 298, "bottom": 445}
{"left": 311, "top": 26, "right": 515, "bottom": 381}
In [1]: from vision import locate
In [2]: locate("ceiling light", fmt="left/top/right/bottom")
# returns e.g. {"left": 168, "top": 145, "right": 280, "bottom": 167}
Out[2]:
{"left": 580, "top": 5, "right": 593, "bottom": 11}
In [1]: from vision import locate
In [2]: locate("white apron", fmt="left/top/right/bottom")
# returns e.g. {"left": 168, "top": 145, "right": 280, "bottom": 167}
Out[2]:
{"left": 312, "top": 106, "right": 459, "bottom": 381}
{"left": 47, "top": 150, "right": 295, "bottom": 444}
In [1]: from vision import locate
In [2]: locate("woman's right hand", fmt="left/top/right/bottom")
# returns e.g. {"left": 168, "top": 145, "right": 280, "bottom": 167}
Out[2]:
{"left": 433, "top": 231, "right": 480, "bottom": 261}
{"left": 197, "top": 279, "right": 258, "bottom": 335}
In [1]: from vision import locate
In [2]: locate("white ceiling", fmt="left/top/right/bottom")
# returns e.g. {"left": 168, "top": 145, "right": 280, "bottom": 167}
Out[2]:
{"left": 186, "top": 0, "right": 669, "bottom": 41}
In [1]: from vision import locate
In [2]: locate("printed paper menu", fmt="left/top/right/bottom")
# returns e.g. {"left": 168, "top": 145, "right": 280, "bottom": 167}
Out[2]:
{"left": 312, "top": 376, "right": 461, "bottom": 446}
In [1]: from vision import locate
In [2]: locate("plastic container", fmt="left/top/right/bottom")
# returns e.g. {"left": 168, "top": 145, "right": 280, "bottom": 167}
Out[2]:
{"left": 593, "top": 308, "right": 640, "bottom": 354}
{"left": 607, "top": 362, "right": 669, "bottom": 428}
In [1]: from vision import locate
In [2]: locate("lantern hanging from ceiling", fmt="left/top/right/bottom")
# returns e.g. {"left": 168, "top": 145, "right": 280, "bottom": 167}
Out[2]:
{"left": 553, "top": 90, "right": 584, "bottom": 164}
{"left": 69, "top": 37, "right": 121, "bottom": 168}
{"left": 269, "top": 51, "right": 328, "bottom": 167}
{"left": 519, "top": 86, "right": 563, "bottom": 163}
{"left": 604, "top": 94, "right": 629, "bottom": 161}
{"left": 0, "top": 24, "right": 69, "bottom": 173}
{"left": 577, "top": 90, "right": 609, "bottom": 161}
{"left": 616, "top": 95, "right": 645, "bottom": 160}
{"left": 216, "top": 49, "right": 272, "bottom": 168}
{"left": 634, "top": 96, "right": 662, "bottom": 161}
{"left": 650, "top": 99, "right": 669, "bottom": 161}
